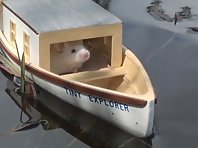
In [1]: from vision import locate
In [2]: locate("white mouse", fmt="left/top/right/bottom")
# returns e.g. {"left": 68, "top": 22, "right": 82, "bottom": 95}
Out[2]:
{"left": 51, "top": 40, "right": 90, "bottom": 74}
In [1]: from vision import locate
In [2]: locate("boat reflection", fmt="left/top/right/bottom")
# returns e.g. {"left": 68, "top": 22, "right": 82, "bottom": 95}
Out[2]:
{"left": 3, "top": 71, "right": 153, "bottom": 148}
{"left": 186, "top": 27, "right": 198, "bottom": 33}
{"left": 146, "top": 0, "right": 173, "bottom": 22}
{"left": 146, "top": 0, "right": 198, "bottom": 33}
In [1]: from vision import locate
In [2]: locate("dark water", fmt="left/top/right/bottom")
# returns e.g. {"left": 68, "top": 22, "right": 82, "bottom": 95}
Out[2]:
{"left": 1, "top": 0, "right": 198, "bottom": 148}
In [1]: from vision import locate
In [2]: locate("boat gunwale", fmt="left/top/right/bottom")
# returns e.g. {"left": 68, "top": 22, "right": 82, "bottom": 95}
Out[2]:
{"left": 0, "top": 34, "right": 152, "bottom": 108}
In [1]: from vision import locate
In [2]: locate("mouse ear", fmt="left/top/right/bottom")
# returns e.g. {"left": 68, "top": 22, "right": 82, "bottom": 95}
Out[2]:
{"left": 53, "top": 43, "right": 63, "bottom": 53}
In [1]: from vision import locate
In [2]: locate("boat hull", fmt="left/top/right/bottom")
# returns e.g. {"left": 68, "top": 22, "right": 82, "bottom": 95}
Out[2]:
{"left": 35, "top": 72, "right": 154, "bottom": 137}
{"left": 0, "top": 43, "right": 155, "bottom": 137}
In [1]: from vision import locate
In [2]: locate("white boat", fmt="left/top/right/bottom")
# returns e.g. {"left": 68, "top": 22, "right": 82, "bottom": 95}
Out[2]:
{"left": 0, "top": 0, "right": 156, "bottom": 137}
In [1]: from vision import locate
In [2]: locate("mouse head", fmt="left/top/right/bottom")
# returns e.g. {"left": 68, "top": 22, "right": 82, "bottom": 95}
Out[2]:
{"left": 63, "top": 40, "right": 90, "bottom": 63}
{"left": 53, "top": 40, "right": 90, "bottom": 64}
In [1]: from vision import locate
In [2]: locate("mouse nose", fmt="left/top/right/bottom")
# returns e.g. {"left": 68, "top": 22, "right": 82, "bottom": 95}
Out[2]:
{"left": 80, "top": 51, "right": 90, "bottom": 60}
{"left": 83, "top": 52, "right": 89, "bottom": 59}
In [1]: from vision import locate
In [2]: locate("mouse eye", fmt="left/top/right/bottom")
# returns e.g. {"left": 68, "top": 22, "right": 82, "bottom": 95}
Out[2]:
{"left": 71, "top": 49, "right": 76, "bottom": 53}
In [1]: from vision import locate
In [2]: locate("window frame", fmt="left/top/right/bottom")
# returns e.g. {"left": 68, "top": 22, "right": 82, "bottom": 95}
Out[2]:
{"left": 23, "top": 31, "right": 30, "bottom": 62}
{"left": 10, "top": 20, "right": 16, "bottom": 44}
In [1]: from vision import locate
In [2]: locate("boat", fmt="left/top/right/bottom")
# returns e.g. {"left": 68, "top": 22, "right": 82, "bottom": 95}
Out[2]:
{"left": 0, "top": 0, "right": 156, "bottom": 137}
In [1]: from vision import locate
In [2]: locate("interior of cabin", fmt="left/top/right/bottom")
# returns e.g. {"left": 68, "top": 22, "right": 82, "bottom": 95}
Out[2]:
{"left": 50, "top": 36, "right": 112, "bottom": 73}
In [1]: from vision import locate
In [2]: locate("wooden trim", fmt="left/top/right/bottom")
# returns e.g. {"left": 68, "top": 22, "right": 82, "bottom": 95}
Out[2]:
{"left": 0, "top": 41, "right": 148, "bottom": 107}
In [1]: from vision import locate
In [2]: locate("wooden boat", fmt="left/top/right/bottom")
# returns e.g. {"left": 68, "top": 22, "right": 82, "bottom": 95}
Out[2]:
{"left": 0, "top": 0, "right": 156, "bottom": 137}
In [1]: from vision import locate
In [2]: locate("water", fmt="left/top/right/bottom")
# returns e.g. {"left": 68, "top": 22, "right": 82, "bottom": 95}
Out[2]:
{"left": 1, "top": 0, "right": 198, "bottom": 148}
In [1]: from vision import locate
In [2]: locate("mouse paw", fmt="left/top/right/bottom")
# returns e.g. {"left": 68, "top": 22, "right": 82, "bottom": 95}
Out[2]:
{"left": 107, "top": 64, "right": 114, "bottom": 70}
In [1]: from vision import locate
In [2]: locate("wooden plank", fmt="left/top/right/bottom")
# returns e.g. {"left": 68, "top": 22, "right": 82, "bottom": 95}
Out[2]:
{"left": 60, "top": 67, "right": 125, "bottom": 82}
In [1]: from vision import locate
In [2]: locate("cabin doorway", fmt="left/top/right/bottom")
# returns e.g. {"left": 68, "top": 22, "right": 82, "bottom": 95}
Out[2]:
{"left": 49, "top": 37, "right": 112, "bottom": 74}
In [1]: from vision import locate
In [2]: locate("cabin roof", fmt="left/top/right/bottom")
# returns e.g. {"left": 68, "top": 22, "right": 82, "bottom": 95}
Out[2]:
{"left": 3, "top": 0, "right": 122, "bottom": 34}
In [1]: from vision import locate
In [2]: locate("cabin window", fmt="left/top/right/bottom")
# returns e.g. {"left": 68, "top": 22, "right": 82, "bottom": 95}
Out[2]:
{"left": 10, "top": 20, "right": 16, "bottom": 44}
{"left": 23, "top": 32, "right": 30, "bottom": 62}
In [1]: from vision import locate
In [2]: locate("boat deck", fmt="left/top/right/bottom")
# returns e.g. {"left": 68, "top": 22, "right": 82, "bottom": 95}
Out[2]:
{"left": 60, "top": 67, "right": 125, "bottom": 82}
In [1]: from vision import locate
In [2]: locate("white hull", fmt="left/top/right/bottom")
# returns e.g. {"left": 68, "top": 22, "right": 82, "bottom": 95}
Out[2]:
{"left": 0, "top": 50, "right": 154, "bottom": 137}
{"left": 34, "top": 73, "right": 154, "bottom": 137}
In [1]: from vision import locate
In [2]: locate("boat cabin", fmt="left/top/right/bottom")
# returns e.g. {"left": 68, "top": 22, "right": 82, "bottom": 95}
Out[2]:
{"left": 2, "top": 0, "right": 123, "bottom": 73}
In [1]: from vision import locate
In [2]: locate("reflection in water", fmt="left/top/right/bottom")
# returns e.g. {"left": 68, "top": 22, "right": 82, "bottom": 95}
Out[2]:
{"left": 147, "top": 0, "right": 194, "bottom": 23}
{"left": 186, "top": 27, "right": 198, "bottom": 33}
{"left": 146, "top": 0, "right": 173, "bottom": 22}
{"left": 1, "top": 68, "right": 152, "bottom": 148}
{"left": 174, "top": 6, "right": 192, "bottom": 25}
{"left": 5, "top": 83, "right": 48, "bottom": 133}
{"left": 146, "top": 0, "right": 198, "bottom": 32}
